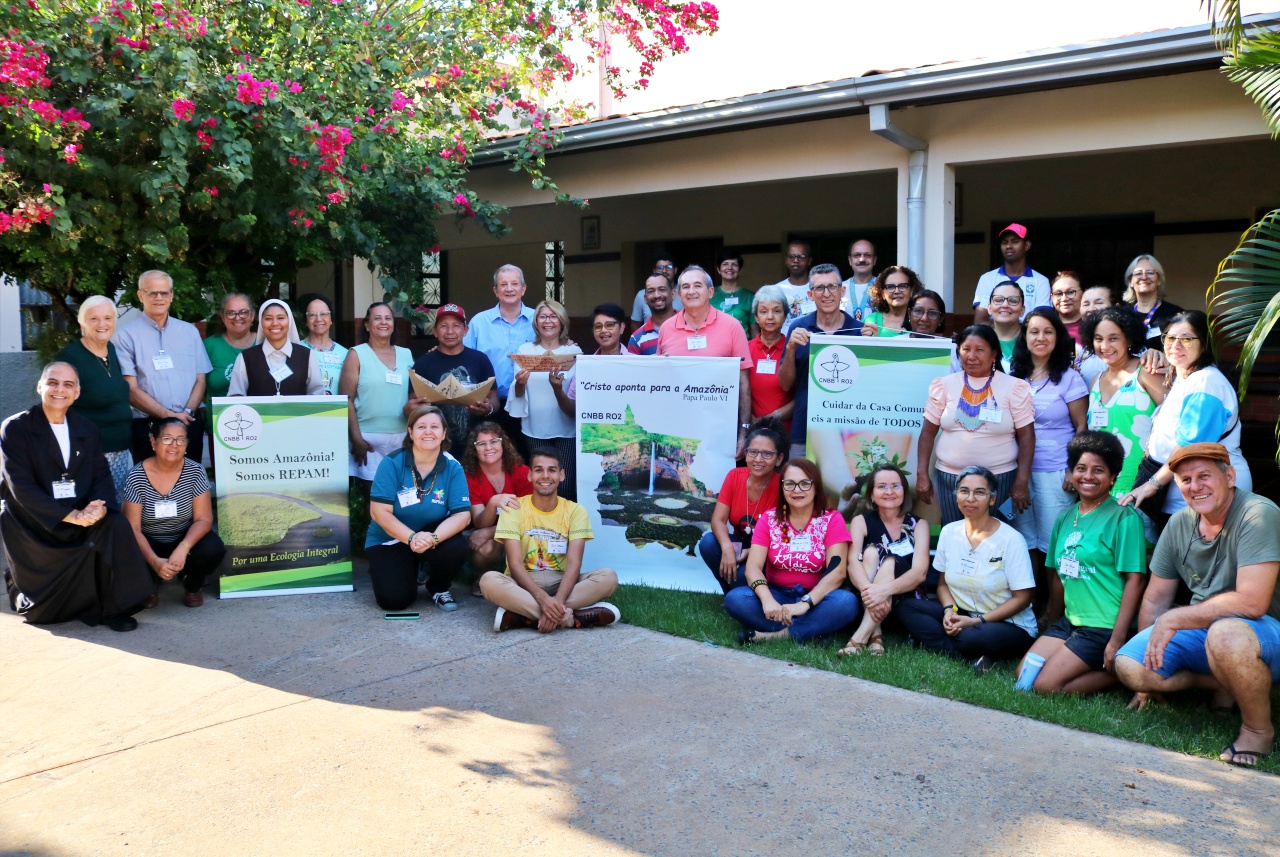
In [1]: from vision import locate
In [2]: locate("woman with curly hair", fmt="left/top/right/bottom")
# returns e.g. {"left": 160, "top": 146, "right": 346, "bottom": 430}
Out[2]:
{"left": 462, "top": 421, "right": 531, "bottom": 578}
{"left": 1078, "top": 308, "right": 1166, "bottom": 497}
{"left": 839, "top": 463, "right": 931, "bottom": 656}
{"left": 860, "top": 266, "right": 924, "bottom": 337}
{"left": 1008, "top": 308, "right": 1088, "bottom": 602}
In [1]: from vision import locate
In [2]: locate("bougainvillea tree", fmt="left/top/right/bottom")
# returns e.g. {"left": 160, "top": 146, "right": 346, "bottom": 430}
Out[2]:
{"left": 0, "top": 0, "right": 718, "bottom": 322}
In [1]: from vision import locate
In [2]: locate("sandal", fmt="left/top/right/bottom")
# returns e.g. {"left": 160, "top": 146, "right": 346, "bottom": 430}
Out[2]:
{"left": 737, "top": 629, "right": 757, "bottom": 647}
{"left": 837, "top": 637, "right": 866, "bottom": 656}
{"left": 1220, "top": 742, "right": 1271, "bottom": 768}
{"left": 867, "top": 634, "right": 886, "bottom": 656}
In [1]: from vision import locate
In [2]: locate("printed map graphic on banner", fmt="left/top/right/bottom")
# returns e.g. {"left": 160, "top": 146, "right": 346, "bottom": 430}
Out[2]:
{"left": 807, "top": 336, "right": 953, "bottom": 537}
{"left": 575, "top": 356, "right": 739, "bottom": 593}
{"left": 212, "top": 395, "right": 352, "bottom": 598}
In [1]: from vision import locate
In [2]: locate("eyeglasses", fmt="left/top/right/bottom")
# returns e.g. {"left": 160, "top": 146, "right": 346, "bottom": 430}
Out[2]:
{"left": 654, "top": 263, "right": 675, "bottom": 271}
{"left": 1161, "top": 334, "right": 1200, "bottom": 347}
{"left": 1132, "top": 270, "right": 1158, "bottom": 280}
{"left": 157, "top": 436, "right": 189, "bottom": 446}
{"left": 910, "top": 307, "right": 941, "bottom": 320}
{"left": 224, "top": 309, "right": 252, "bottom": 319}
{"left": 884, "top": 283, "right": 911, "bottom": 292}
{"left": 592, "top": 321, "right": 621, "bottom": 331}
{"left": 785, "top": 254, "right": 809, "bottom": 261}
{"left": 142, "top": 289, "right": 173, "bottom": 299}
{"left": 810, "top": 284, "right": 842, "bottom": 295}
{"left": 1051, "top": 289, "right": 1080, "bottom": 300}
{"left": 874, "top": 483, "right": 903, "bottom": 492}
{"left": 473, "top": 439, "right": 502, "bottom": 449}
{"left": 744, "top": 449, "right": 777, "bottom": 460}
{"left": 989, "top": 295, "right": 1022, "bottom": 306}
{"left": 956, "top": 487, "right": 991, "bottom": 498}
{"left": 535, "top": 315, "right": 560, "bottom": 324}
{"left": 782, "top": 479, "right": 815, "bottom": 491}
{"left": 305, "top": 311, "right": 331, "bottom": 319}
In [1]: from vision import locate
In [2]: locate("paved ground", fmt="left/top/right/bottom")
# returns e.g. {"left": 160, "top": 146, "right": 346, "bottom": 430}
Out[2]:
{"left": 1, "top": 565, "right": 1277, "bottom": 856}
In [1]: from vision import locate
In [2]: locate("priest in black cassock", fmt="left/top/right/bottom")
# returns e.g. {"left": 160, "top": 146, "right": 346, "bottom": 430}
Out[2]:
{"left": 1, "top": 361, "right": 154, "bottom": 631}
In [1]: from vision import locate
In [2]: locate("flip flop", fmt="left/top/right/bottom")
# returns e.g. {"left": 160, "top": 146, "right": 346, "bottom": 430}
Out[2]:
{"left": 837, "top": 638, "right": 866, "bottom": 656}
{"left": 1220, "top": 743, "right": 1271, "bottom": 768}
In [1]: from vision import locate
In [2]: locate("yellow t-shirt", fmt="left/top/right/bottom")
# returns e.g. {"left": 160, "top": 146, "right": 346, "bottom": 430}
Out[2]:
{"left": 495, "top": 496, "right": 593, "bottom": 574}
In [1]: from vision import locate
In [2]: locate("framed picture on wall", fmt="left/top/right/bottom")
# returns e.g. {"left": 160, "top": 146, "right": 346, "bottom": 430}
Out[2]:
{"left": 581, "top": 215, "right": 601, "bottom": 251}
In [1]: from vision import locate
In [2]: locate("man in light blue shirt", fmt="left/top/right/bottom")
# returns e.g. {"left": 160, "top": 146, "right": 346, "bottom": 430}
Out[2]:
{"left": 463, "top": 264, "right": 536, "bottom": 402}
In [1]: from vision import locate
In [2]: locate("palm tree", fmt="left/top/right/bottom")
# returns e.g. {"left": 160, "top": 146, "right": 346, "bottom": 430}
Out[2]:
{"left": 1204, "top": 1, "right": 1280, "bottom": 462}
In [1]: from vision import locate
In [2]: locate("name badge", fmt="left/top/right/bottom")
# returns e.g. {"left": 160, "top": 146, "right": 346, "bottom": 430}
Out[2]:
{"left": 154, "top": 500, "right": 178, "bottom": 519}
{"left": 888, "top": 539, "right": 914, "bottom": 557}
{"left": 1148, "top": 326, "right": 1161, "bottom": 338}
{"left": 1089, "top": 406, "right": 1109, "bottom": 429}
{"left": 978, "top": 405, "right": 1002, "bottom": 423}
{"left": 756, "top": 358, "right": 777, "bottom": 375}
{"left": 1059, "top": 556, "right": 1081, "bottom": 579}
{"left": 396, "top": 488, "right": 420, "bottom": 508}
{"left": 956, "top": 554, "right": 977, "bottom": 577}
{"left": 686, "top": 335, "right": 707, "bottom": 351}
{"left": 152, "top": 353, "right": 174, "bottom": 371}
{"left": 789, "top": 534, "right": 813, "bottom": 553}
{"left": 270, "top": 363, "right": 294, "bottom": 383}
{"left": 722, "top": 296, "right": 739, "bottom": 308}
{"left": 547, "top": 538, "right": 568, "bottom": 554}
{"left": 52, "top": 479, "right": 76, "bottom": 499}
{"left": 385, "top": 371, "right": 403, "bottom": 385}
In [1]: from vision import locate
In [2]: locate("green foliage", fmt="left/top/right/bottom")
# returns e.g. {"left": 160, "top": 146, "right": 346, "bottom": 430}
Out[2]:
{"left": 31, "top": 321, "right": 75, "bottom": 364}
{"left": 0, "top": 0, "right": 719, "bottom": 322}
{"left": 613, "top": 584, "right": 1280, "bottom": 772}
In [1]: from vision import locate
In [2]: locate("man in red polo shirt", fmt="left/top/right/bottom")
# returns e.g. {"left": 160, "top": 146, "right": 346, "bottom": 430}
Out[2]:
{"left": 657, "top": 264, "right": 753, "bottom": 456}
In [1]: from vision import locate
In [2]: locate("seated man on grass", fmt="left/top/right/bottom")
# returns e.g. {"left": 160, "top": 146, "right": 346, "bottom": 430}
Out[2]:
{"left": 1115, "top": 442, "right": 1280, "bottom": 769}
{"left": 478, "top": 447, "right": 620, "bottom": 632}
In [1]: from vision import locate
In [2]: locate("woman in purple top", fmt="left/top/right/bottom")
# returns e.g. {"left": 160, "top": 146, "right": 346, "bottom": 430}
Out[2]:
{"left": 1008, "top": 308, "right": 1087, "bottom": 622}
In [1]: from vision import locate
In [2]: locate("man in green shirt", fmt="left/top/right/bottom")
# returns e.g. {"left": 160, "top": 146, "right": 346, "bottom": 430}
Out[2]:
{"left": 712, "top": 250, "right": 754, "bottom": 337}
{"left": 1116, "top": 443, "right": 1280, "bottom": 769}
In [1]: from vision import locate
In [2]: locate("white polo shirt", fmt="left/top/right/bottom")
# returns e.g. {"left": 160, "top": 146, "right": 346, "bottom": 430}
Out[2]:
{"left": 973, "top": 265, "right": 1050, "bottom": 321}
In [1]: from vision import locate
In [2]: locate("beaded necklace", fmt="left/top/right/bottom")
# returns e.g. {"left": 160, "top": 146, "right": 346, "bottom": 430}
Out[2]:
{"left": 955, "top": 373, "right": 997, "bottom": 432}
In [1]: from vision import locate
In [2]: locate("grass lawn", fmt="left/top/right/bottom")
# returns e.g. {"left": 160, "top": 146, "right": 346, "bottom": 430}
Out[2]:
{"left": 611, "top": 584, "right": 1280, "bottom": 774}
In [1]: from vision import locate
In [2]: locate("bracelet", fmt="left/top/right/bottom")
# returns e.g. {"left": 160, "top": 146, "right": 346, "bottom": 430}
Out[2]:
{"left": 428, "top": 532, "right": 439, "bottom": 548}
{"left": 978, "top": 614, "right": 987, "bottom": 623}
{"left": 943, "top": 604, "right": 957, "bottom": 613}
{"left": 487, "top": 401, "right": 495, "bottom": 415}
{"left": 1146, "top": 478, "right": 1162, "bottom": 492}
{"left": 749, "top": 579, "right": 768, "bottom": 589}
{"left": 178, "top": 541, "right": 191, "bottom": 552}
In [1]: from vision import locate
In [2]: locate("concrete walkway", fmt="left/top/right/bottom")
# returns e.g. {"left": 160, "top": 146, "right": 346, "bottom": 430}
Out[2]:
{"left": 1, "top": 566, "right": 1277, "bottom": 856}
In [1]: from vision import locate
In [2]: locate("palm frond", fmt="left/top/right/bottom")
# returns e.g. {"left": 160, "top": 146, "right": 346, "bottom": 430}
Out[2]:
{"left": 1204, "top": 0, "right": 1245, "bottom": 54}
{"left": 1225, "top": 29, "right": 1280, "bottom": 136}
{"left": 1208, "top": 210, "right": 1280, "bottom": 401}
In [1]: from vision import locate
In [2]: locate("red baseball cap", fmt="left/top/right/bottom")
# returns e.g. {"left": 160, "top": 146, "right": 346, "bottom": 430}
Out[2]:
{"left": 999, "top": 223, "right": 1028, "bottom": 240}
{"left": 435, "top": 303, "right": 466, "bottom": 324}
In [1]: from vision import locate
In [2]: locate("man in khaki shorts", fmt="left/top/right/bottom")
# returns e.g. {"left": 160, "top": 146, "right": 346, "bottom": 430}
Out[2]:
{"left": 479, "top": 447, "right": 619, "bottom": 632}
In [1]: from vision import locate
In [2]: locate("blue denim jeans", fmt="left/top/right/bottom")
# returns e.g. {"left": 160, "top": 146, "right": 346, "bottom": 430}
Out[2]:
{"left": 724, "top": 582, "right": 861, "bottom": 643}
{"left": 697, "top": 530, "right": 748, "bottom": 594}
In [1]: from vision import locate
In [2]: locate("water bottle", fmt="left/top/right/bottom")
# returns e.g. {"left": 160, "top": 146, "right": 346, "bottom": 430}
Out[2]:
{"left": 1015, "top": 652, "right": 1046, "bottom": 691}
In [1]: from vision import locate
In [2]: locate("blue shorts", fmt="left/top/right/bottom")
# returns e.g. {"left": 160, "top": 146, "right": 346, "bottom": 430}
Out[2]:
{"left": 1116, "top": 614, "right": 1280, "bottom": 681}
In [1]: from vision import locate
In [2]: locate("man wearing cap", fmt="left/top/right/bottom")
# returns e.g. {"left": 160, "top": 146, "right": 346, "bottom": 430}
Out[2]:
{"left": 973, "top": 223, "right": 1050, "bottom": 325}
{"left": 407, "top": 303, "right": 499, "bottom": 452}
{"left": 1115, "top": 442, "right": 1280, "bottom": 769}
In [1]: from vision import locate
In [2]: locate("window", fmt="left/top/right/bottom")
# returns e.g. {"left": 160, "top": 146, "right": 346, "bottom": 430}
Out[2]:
{"left": 421, "top": 249, "right": 447, "bottom": 306}
{"left": 545, "top": 241, "right": 564, "bottom": 304}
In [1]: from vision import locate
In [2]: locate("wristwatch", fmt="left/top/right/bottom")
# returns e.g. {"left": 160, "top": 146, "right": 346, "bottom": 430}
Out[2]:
{"left": 800, "top": 594, "right": 813, "bottom": 608}
{"left": 183, "top": 407, "right": 196, "bottom": 417}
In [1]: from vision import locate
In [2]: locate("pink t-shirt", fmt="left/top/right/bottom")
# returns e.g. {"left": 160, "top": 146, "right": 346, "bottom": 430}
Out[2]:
{"left": 923, "top": 372, "right": 1035, "bottom": 475}
{"left": 751, "top": 508, "right": 851, "bottom": 590}
{"left": 656, "top": 308, "right": 752, "bottom": 369}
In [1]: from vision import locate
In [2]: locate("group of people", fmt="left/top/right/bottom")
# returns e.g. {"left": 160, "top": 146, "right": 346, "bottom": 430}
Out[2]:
{"left": 3, "top": 237, "right": 1278, "bottom": 769}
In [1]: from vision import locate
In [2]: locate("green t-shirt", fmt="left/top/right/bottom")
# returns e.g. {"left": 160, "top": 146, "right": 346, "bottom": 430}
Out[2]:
{"left": 999, "top": 336, "right": 1017, "bottom": 364}
{"left": 204, "top": 335, "right": 248, "bottom": 408}
{"left": 1151, "top": 490, "right": 1280, "bottom": 620}
{"left": 712, "top": 286, "right": 754, "bottom": 335}
{"left": 862, "top": 311, "right": 908, "bottom": 337}
{"left": 1046, "top": 497, "right": 1148, "bottom": 629}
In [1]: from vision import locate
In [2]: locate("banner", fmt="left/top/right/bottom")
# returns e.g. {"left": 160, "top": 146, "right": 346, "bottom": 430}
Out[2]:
{"left": 211, "top": 395, "right": 353, "bottom": 598}
{"left": 575, "top": 355, "right": 740, "bottom": 593}
{"left": 806, "top": 336, "right": 953, "bottom": 537}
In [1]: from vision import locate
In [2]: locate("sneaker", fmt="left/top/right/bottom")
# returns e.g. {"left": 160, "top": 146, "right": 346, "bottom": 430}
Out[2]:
{"left": 493, "top": 607, "right": 534, "bottom": 632}
{"left": 971, "top": 655, "right": 995, "bottom": 675}
{"left": 571, "top": 602, "right": 620, "bottom": 629}
{"left": 433, "top": 591, "right": 459, "bottom": 612}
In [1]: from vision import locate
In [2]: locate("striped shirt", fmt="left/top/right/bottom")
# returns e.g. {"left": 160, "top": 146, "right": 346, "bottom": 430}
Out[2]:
{"left": 123, "top": 458, "right": 210, "bottom": 543}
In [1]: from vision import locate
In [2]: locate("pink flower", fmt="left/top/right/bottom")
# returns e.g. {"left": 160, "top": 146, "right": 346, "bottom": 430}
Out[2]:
{"left": 172, "top": 98, "right": 195, "bottom": 121}
{"left": 42, "top": 182, "right": 50, "bottom": 192}
{"left": 196, "top": 130, "right": 213, "bottom": 149}
{"left": 203, "top": 186, "right": 218, "bottom": 196}
{"left": 62, "top": 143, "right": 80, "bottom": 163}
{"left": 288, "top": 81, "right": 302, "bottom": 93}
{"left": 303, "top": 217, "right": 314, "bottom": 227}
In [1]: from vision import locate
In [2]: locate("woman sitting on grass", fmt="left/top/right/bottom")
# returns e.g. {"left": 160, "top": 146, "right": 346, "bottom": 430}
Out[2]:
{"left": 896, "top": 465, "right": 1038, "bottom": 673}
{"left": 462, "top": 421, "right": 531, "bottom": 580}
{"left": 725, "top": 458, "right": 860, "bottom": 645}
{"left": 1017, "top": 431, "right": 1148, "bottom": 694}
{"left": 697, "top": 416, "right": 786, "bottom": 593}
{"left": 839, "top": 463, "right": 931, "bottom": 656}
